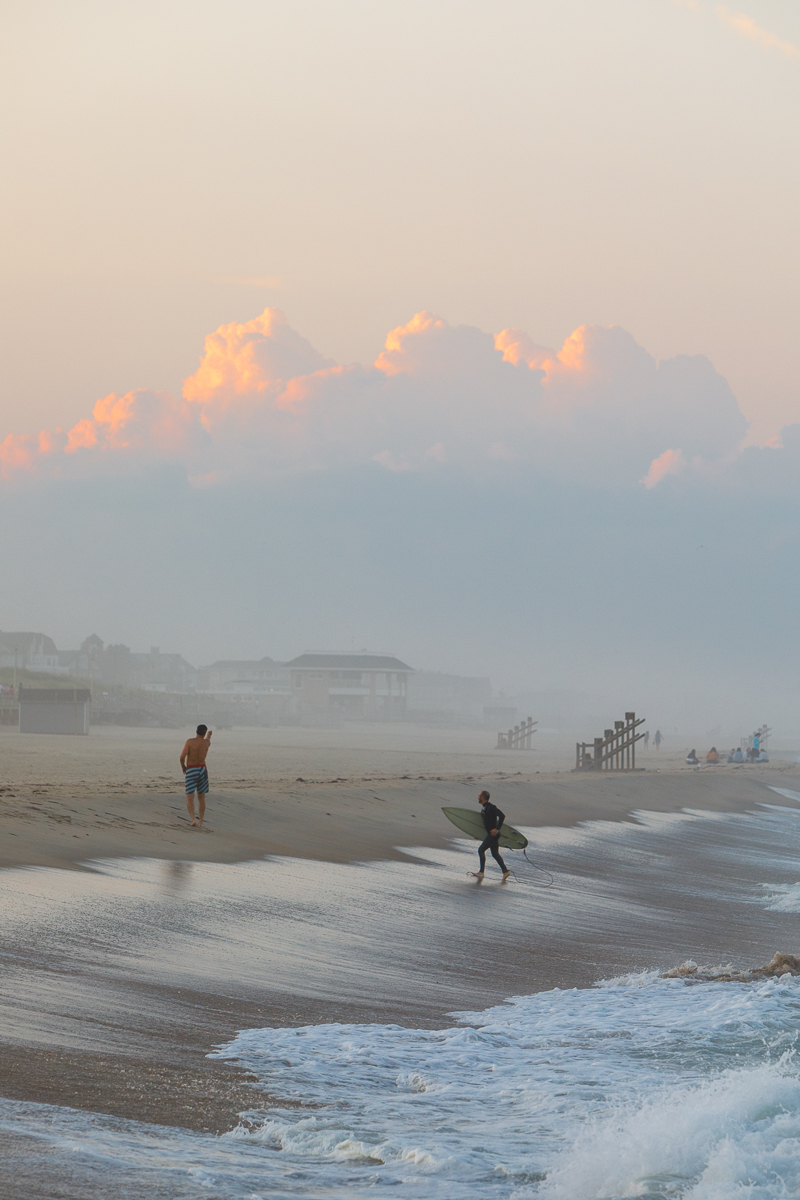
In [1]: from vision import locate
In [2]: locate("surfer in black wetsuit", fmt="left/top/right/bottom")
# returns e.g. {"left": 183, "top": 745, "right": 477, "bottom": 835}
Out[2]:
{"left": 473, "top": 790, "right": 511, "bottom": 882}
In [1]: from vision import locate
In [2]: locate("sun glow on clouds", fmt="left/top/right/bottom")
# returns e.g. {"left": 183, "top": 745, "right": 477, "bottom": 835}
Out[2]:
{"left": 183, "top": 309, "right": 331, "bottom": 405}
{"left": 642, "top": 448, "right": 687, "bottom": 489}
{"left": 716, "top": 6, "right": 800, "bottom": 60}
{"left": 0, "top": 307, "right": 752, "bottom": 489}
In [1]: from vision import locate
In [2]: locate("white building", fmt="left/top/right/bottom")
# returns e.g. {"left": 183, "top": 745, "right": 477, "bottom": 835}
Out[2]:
{"left": 0, "top": 632, "right": 63, "bottom": 674}
{"left": 285, "top": 654, "right": 413, "bottom": 721}
{"left": 196, "top": 658, "right": 290, "bottom": 696}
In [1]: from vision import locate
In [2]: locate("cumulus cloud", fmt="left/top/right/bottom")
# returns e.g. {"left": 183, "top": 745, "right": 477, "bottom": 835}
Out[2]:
{"left": 641, "top": 448, "right": 686, "bottom": 489}
{"left": 183, "top": 308, "right": 332, "bottom": 406}
{"left": 0, "top": 306, "right": 752, "bottom": 488}
{"left": 376, "top": 311, "right": 500, "bottom": 380}
{"left": 0, "top": 389, "right": 200, "bottom": 481}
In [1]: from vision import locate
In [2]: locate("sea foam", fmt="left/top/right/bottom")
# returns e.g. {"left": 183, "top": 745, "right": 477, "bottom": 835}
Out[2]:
{"left": 761, "top": 882, "right": 800, "bottom": 913}
{"left": 207, "top": 973, "right": 800, "bottom": 1197}
{"left": 2, "top": 973, "right": 799, "bottom": 1197}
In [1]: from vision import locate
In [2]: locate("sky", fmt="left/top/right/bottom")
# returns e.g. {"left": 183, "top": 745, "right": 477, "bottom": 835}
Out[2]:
{"left": 1, "top": 0, "right": 799, "bottom": 733}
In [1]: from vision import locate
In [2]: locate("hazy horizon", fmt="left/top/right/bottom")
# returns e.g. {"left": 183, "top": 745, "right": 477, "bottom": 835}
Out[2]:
{"left": 2, "top": 0, "right": 799, "bottom": 736}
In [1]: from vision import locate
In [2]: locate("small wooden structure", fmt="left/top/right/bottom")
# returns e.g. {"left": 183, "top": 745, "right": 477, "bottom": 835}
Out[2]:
{"left": 497, "top": 716, "right": 537, "bottom": 749}
{"left": 575, "top": 711, "right": 644, "bottom": 771}
{"left": 18, "top": 687, "right": 91, "bottom": 735}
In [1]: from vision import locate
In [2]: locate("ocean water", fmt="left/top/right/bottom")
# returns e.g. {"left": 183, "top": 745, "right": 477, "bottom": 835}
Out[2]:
{"left": 4, "top": 792, "right": 800, "bottom": 1197}
{"left": 3, "top": 972, "right": 800, "bottom": 1198}
{"left": 761, "top": 883, "right": 800, "bottom": 913}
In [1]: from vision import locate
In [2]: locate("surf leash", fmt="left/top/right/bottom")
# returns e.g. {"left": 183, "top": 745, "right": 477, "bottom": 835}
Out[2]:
{"left": 520, "top": 847, "right": 554, "bottom": 887}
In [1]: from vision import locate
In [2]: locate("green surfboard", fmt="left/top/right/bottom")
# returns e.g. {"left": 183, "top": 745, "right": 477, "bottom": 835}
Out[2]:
{"left": 441, "top": 806, "right": 528, "bottom": 850}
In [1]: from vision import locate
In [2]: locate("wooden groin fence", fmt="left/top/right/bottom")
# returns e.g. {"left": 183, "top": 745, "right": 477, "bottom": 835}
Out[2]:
{"left": 575, "top": 712, "right": 645, "bottom": 771}
{"left": 497, "top": 716, "right": 537, "bottom": 750}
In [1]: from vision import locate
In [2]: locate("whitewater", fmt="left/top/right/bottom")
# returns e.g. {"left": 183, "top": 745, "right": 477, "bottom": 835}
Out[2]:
{"left": 3, "top": 970, "right": 800, "bottom": 1198}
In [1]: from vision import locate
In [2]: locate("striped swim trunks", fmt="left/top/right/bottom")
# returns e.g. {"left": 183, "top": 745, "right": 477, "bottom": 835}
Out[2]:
{"left": 184, "top": 764, "right": 209, "bottom": 794}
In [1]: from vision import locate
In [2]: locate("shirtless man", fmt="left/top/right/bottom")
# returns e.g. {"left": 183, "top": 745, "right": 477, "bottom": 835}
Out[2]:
{"left": 180, "top": 724, "right": 212, "bottom": 827}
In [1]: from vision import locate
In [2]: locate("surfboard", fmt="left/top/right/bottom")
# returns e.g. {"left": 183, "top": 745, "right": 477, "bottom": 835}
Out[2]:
{"left": 441, "top": 806, "right": 528, "bottom": 850}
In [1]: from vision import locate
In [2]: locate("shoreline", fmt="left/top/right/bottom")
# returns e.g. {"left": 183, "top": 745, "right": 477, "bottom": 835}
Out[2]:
{"left": 2, "top": 755, "right": 800, "bottom": 1137}
{"left": 1, "top": 758, "right": 796, "bottom": 873}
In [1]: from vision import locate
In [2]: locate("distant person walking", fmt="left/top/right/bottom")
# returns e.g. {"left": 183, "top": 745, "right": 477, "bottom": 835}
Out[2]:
{"left": 654, "top": 730, "right": 662, "bottom": 752}
{"left": 472, "top": 790, "right": 510, "bottom": 882}
{"left": 643, "top": 730, "right": 650, "bottom": 750}
{"left": 180, "top": 724, "right": 212, "bottom": 828}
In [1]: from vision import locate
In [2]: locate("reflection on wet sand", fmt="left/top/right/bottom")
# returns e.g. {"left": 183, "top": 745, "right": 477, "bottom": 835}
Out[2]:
{"left": 2, "top": 802, "right": 800, "bottom": 1058}
{"left": 2, "top": 799, "right": 800, "bottom": 1198}
{"left": 162, "top": 859, "right": 193, "bottom": 893}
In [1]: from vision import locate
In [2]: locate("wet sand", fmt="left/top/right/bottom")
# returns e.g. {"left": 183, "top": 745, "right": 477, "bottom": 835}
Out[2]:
{"left": 1, "top": 724, "right": 799, "bottom": 1142}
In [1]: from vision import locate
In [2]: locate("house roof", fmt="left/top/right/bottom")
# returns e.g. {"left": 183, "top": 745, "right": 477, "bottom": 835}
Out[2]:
{"left": 285, "top": 654, "right": 413, "bottom": 672}
{"left": 129, "top": 652, "right": 196, "bottom": 669}
{"left": 0, "top": 632, "right": 59, "bottom": 656}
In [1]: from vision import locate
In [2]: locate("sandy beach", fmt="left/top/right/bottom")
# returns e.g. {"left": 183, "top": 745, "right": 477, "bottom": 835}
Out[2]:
{"left": 2, "top": 720, "right": 800, "bottom": 1182}
{"left": 0, "top": 723, "right": 791, "bottom": 871}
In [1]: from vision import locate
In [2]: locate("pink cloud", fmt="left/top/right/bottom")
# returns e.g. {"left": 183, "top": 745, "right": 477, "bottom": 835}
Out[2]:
{"left": 63, "top": 390, "right": 196, "bottom": 459}
{"left": 0, "top": 307, "right": 751, "bottom": 488}
{"left": 375, "top": 311, "right": 501, "bottom": 380}
{"left": 183, "top": 308, "right": 331, "bottom": 406}
{"left": 65, "top": 418, "right": 99, "bottom": 453}
{"left": 0, "top": 434, "right": 36, "bottom": 477}
{"left": 494, "top": 328, "right": 552, "bottom": 372}
{"left": 641, "top": 448, "right": 687, "bottom": 489}
{"left": 717, "top": 6, "right": 800, "bottom": 60}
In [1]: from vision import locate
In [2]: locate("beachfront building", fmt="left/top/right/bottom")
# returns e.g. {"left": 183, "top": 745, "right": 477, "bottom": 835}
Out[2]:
{"left": 121, "top": 647, "right": 196, "bottom": 693}
{"left": 59, "top": 634, "right": 105, "bottom": 682}
{"left": 285, "top": 653, "right": 413, "bottom": 722}
{"left": 0, "top": 632, "right": 63, "bottom": 675}
{"left": 196, "top": 657, "right": 293, "bottom": 726}
{"left": 60, "top": 637, "right": 197, "bottom": 692}
{"left": 18, "top": 687, "right": 91, "bottom": 734}
{"left": 406, "top": 671, "right": 492, "bottom": 724}
{"left": 196, "top": 657, "right": 290, "bottom": 696}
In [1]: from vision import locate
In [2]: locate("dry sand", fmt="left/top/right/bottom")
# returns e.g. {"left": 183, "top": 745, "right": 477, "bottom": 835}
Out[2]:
{"left": 0, "top": 723, "right": 791, "bottom": 870}
{"left": 1, "top": 722, "right": 798, "bottom": 1142}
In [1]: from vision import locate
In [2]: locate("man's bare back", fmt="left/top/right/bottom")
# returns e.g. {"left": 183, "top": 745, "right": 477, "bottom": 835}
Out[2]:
{"left": 180, "top": 732, "right": 212, "bottom": 769}
{"left": 180, "top": 726, "right": 212, "bottom": 827}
